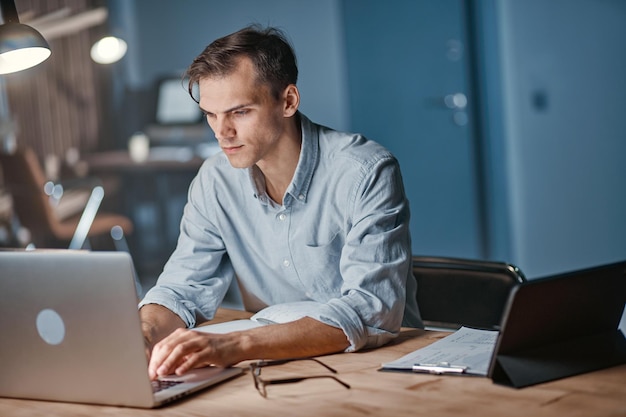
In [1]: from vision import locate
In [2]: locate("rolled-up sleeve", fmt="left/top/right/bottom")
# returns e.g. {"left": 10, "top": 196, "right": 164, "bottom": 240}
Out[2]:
{"left": 330, "top": 156, "right": 413, "bottom": 351}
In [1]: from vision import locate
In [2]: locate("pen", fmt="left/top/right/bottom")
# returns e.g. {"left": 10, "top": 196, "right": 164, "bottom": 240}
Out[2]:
{"left": 412, "top": 362, "right": 468, "bottom": 375}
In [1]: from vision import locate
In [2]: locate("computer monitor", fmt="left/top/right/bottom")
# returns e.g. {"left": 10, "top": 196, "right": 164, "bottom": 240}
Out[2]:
{"left": 155, "top": 76, "right": 202, "bottom": 125}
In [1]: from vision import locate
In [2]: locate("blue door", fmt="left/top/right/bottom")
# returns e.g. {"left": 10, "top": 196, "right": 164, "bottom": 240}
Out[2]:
{"left": 342, "top": 0, "right": 483, "bottom": 258}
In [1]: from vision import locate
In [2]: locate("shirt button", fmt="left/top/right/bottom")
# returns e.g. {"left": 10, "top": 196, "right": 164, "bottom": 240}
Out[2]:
{"left": 278, "top": 213, "right": 286, "bottom": 221}
{"left": 282, "top": 259, "right": 290, "bottom": 267}
{"left": 298, "top": 194, "right": 305, "bottom": 201}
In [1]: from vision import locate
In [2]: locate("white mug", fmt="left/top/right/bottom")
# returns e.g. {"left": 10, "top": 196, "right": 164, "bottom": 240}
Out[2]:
{"left": 128, "top": 132, "right": 150, "bottom": 163}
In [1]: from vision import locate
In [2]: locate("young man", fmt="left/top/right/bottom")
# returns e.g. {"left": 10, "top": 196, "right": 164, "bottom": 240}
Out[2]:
{"left": 139, "top": 25, "right": 422, "bottom": 380}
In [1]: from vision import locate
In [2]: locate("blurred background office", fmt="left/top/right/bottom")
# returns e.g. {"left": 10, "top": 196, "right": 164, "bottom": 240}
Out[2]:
{"left": 0, "top": 0, "right": 624, "bottom": 293}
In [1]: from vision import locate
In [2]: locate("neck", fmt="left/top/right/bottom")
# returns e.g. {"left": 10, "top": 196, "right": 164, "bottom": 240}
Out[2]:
{"left": 257, "top": 116, "right": 302, "bottom": 205}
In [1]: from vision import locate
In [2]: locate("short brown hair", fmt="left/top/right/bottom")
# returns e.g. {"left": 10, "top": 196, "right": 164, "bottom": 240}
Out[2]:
{"left": 186, "top": 25, "right": 298, "bottom": 101}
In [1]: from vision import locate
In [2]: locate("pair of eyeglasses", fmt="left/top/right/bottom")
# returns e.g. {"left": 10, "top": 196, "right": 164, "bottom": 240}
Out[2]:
{"left": 249, "top": 357, "right": 351, "bottom": 398}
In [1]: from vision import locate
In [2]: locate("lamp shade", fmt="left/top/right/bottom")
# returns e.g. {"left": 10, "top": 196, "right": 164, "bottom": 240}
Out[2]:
{"left": 0, "top": 21, "right": 51, "bottom": 74}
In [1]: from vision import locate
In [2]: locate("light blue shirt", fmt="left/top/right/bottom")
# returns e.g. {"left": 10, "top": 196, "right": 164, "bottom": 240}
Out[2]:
{"left": 140, "top": 114, "right": 422, "bottom": 351}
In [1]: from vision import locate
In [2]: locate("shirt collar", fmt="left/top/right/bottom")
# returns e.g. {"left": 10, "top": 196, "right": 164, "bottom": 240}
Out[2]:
{"left": 285, "top": 113, "right": 318, "bottom": 204}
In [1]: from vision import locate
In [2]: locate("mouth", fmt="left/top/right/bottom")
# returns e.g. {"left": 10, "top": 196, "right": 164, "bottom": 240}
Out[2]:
{"left": 222, "top": 145, "right": 243, "bottom": 154}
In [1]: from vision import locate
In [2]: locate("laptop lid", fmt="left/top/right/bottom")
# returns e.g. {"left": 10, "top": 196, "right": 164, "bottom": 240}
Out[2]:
{"left": 0, "top": 250, "right": 241, "bottom": 408}
{"left": 488, "top": 260, "right": 626, "bottom": 388}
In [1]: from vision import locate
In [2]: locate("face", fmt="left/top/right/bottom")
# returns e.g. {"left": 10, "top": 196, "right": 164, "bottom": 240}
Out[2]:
{"left": 198, "top": 57, "right": 297, "bottom": 170}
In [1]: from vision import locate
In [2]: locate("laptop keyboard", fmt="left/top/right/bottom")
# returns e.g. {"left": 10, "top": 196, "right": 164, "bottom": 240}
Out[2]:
{"left": 151, "top": 379, "right": 184, "bottom": 393}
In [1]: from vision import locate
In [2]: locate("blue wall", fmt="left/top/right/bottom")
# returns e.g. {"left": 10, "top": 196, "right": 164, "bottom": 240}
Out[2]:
{"left": 494, "top": 0, "right": 626, "bottom": 278}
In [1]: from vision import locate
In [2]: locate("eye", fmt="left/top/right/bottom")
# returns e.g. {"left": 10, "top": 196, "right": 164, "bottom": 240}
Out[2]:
{"left": 233, "top": 109, "right": 249, "bottom": 116}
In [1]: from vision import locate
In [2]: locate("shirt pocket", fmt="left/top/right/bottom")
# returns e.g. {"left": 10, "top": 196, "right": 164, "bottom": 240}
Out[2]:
{"left": 295, "top": 229, "right": 345, "bottom": 296}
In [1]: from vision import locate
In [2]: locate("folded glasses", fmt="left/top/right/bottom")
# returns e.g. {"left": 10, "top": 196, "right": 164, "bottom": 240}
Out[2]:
{"left": 249, "top": 357, "right": 351, "bottom": 398}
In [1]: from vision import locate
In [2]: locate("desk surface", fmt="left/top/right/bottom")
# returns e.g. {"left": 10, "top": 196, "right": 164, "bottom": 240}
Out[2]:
{"left": 84, "top": 150, "right": 205, "bottom": 173}
{"left": 1, "top": 309, "right": 624, "bottom": 417}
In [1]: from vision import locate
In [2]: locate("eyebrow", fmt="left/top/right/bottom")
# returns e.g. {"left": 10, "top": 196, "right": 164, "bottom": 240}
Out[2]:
{"left": 200, "top": 103, "right": 254, "bottom": 115}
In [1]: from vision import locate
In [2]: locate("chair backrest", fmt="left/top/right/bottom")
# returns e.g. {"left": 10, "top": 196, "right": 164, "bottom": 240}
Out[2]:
{"left": 413, "top": 256, "right": 526, "bottom": 330}
{"left": 0, "top": 148, "right": 60, "bottom": 246}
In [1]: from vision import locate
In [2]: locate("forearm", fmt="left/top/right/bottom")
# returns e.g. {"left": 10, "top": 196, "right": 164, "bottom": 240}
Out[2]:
{"left": 140, "top": 303, "right": 186, "bottom": 349}
{"left": 149, "top": 316, "right": 350, "bottom": 378}
{"left": 236, "top": 316, "right": 350, "bottom": 362}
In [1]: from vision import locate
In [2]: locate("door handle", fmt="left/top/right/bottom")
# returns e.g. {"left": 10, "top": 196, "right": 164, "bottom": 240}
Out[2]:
{"left": 445, "top": 93, "right": 468, "bottom": 126}
{"left": 444, "top": 93, "right": 467, "bottom": 109}
{"left": 424, "top": 93, "right": 469, "bottom": 126}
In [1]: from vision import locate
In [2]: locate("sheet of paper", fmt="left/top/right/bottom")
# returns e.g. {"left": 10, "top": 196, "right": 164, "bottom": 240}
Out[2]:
{"left": 192, "top": 303, "right": 318, "bottom": 335}
{"left": 193, "top": 319, "right": 266, "bottom": 334}
{"left": 382, "top": 326, "right": 498, "bottom": 376}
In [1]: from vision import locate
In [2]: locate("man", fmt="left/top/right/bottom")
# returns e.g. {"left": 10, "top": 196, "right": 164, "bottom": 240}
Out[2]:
{"left": 140, "top": 25, "right": 422, "bottom": 380}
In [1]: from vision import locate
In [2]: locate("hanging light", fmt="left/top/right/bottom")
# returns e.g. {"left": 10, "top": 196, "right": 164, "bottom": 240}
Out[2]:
{"left": 90, "top": 35, "right": 126, "bottom": 64}
{"left": 0, "top": 0, "right": 51, "bottom": 74}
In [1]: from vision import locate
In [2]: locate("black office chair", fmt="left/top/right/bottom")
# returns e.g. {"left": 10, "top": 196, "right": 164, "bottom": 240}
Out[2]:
{"left": 413, "top": 256, "right": 526, "bottom": 330}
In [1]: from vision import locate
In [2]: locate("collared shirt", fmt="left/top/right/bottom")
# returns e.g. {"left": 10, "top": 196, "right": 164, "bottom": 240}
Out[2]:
{"left": 140, "top": 114, "right": 422, "bottom": 351}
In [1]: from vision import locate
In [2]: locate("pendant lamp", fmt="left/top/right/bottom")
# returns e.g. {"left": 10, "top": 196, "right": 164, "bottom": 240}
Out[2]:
{"left": 0, "top": 0, "right": 51, "bottom": 74}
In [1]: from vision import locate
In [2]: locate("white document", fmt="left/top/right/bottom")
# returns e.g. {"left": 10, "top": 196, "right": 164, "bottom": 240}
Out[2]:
{"left": 382, "top": 326, "right": 498, "bottom": 376}
{"left": 193, "top": 319, "right": 266, "bottom": 334}
{"left": 193, "top": 302, "right": 329, "bottom": 334}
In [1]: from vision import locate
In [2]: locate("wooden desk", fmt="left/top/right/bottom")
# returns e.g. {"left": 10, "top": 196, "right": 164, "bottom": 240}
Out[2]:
{"left": 1, "top": 309, "right": 624, "bottom": 417}
{"left": 84, "top": 150, "right": 205, "bottom": 174}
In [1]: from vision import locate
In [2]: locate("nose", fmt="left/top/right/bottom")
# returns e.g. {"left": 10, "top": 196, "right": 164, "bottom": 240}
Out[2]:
{"left": 210, "top": 115, "right": 235, "bottom": 141}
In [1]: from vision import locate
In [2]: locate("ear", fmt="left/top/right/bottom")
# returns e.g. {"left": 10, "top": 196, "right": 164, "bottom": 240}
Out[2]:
{"left": 282, "top": 84, "right": 300, "bottom": 117}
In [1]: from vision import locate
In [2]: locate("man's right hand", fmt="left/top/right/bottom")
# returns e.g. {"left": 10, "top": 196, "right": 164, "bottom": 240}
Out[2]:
{"left": 139, "top": 304, "right": 186, "bottom": 374}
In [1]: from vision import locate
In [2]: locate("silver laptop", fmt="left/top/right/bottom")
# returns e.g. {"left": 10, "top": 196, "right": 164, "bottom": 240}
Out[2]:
{"left": 0, "top": 250, "right": 242, "bottom": 408}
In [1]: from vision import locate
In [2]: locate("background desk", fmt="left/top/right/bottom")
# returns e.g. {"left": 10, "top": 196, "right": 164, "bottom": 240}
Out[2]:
{"left": 84, "top": 150, "right": 205, "bottom": 284}
{"left": 1, "top": 309, "right": 624, "bottom": 416}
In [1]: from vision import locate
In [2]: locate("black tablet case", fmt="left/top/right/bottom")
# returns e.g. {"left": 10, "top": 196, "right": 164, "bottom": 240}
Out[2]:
{"left": 489, "top": 260, "right": 626, "bottom": 388}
